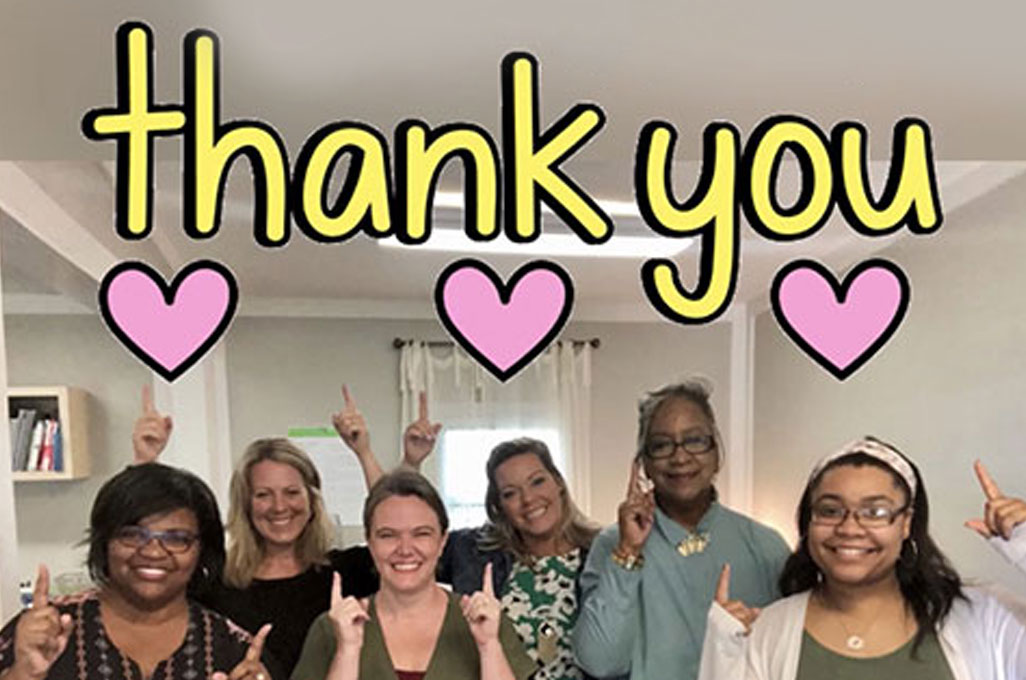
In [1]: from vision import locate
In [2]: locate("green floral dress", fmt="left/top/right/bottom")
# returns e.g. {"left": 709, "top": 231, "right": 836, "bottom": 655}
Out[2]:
{"left": 500, "top": 549, "right": 583, "bottom": 680}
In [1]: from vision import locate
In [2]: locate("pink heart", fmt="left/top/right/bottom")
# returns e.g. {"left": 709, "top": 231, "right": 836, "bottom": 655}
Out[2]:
{"left": 435, "top": 259, "right": 574, "bottom": 381}
{"left": 99, "top": 261, "right": 238, "bottom": 381}
{"left": 771, "top": 259, "right": 910, "bottom": 380}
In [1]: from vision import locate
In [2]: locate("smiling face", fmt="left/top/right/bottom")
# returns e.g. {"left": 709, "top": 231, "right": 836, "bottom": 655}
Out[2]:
{"left": 367, "top": 495, "right": 446, "bottom": 594}
{"left": 807, "top": 464, "right": 912, "bottom": 588}
{"left": 106, "top": 508, "right": 199, "bottom": 608}
{"left": 249, "top": 459, "right": 313, "bottom": 549}
{"left": 495, "top": 452, "right": 565, "bottom": 545}
{"left": 642, "top": 397, "right": 720, "bottom": 508}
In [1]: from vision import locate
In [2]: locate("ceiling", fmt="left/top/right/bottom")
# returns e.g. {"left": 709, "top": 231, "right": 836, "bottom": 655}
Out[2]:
{"left": 1, "top": 2, "right": 1024, "bottom": 321}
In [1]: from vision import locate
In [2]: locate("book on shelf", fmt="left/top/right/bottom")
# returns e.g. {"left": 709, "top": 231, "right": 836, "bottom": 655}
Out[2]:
{"left": 26, "top": 420, "right": 45, "bottom": 471}
{"left": 8, "top": 413, "right": 62, "bottom": 472}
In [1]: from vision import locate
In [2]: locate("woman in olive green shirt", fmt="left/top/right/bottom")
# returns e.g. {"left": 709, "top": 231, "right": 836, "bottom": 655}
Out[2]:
{"left": 291, "top": 471, "right": 535, "bottom": 680}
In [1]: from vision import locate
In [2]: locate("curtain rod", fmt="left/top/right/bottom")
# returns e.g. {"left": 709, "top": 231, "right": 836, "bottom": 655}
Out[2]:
{"left": 393, "top": 337, "right": 600, "bottom": 349}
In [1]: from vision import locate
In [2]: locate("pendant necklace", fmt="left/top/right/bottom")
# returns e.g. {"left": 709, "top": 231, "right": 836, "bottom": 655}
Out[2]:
{"left": 818, "top": 591, "right": 882, "bottom": 653}
{"left": 676, "top": 531, "right": 710, "bottom": 556}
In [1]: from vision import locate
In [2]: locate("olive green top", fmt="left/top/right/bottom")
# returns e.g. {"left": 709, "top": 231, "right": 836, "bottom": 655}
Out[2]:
{"left": 795, "top": 630, "right": 956, "bottom": 680}
{"left": 290, "top": 590, "right": 537, "bottom": 680}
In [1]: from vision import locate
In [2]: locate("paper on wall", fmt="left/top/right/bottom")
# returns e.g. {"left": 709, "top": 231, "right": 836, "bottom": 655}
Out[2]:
{"left": 287, "top": 427, "right": 367, "bottom": 527}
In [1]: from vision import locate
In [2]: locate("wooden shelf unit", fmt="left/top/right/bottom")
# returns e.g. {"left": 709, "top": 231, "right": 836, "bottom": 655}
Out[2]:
{"left": 8, "top": 386, "right": 90, "bottom": 481}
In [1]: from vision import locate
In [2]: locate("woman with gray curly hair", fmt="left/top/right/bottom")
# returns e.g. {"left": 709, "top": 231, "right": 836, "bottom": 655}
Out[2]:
{"left": 573, "top": 379, "right": 791, "bottom": 680}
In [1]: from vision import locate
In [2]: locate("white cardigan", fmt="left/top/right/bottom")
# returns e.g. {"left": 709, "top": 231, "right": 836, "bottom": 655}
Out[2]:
{"left": 699, "top": 526, "right": 1026, "bottom": 680}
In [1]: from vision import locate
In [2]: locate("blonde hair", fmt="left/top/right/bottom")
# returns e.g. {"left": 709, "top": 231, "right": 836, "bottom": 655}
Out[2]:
{"left": 480, "top": 438, "right": 598, "bottom": 561}
{"left": 224, "top": 438, "right": 334, "bottom": 588}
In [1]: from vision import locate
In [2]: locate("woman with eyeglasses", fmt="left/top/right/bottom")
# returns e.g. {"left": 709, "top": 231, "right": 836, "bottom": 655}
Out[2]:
{"left": 131, "top": 386, "right": 378, "bottom": 677}
{"left": 699, "top": 437, "right": 1026, "bottom": 680}
{"left": 573, "top": 381, "right": 791, "bottom": 680}
{"left": 0, "top": 463, "right": 279, "bottom": 680}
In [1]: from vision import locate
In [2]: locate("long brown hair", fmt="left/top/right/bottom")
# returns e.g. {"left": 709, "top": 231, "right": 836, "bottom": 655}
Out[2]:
{"left": 224, "top": 438, "right": 334, "bottom": 588}
{"left": 480, "top": 437, "right": 598, "bottom": 560}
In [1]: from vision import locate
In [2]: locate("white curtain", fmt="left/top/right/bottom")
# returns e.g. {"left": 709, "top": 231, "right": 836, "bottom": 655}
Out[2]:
{"left": 399, "top": 341, "right": 593, "bottom": 521}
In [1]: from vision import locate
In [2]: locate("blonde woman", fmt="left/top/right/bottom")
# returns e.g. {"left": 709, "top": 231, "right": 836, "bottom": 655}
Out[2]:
{"left": 132, "top": 386, "right": 378, "bottom": 676}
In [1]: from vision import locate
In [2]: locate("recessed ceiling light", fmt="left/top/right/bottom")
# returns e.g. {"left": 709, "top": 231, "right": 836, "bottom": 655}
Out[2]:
{"left": 381, "top": 192, "right": 685, "bottom": 257}
{"left": 379, "top": 229, "right": 691, "bottom": 258}
{"left": 431, "top": 191, "right": 641, "bottom": 218}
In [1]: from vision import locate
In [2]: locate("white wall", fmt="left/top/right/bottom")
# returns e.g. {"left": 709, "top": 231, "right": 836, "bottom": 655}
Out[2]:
{"left": 224, "top": 316, "right": 733, "bottom": 529}
{"left": 6, "top": 314, "right": 149, "bottom": 584}
{"left": 5, "top": 312, "right": 733, "bottom": 577}
{"left": 752, "top": 173, "right": 1026, "bottom": 591}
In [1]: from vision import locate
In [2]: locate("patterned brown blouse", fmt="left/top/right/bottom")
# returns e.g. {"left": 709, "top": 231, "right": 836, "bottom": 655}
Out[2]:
{"left": 0, "top": 590, "right": 279, "bottom": 680}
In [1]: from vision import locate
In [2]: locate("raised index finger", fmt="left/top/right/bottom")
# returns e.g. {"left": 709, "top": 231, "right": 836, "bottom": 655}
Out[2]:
{"left": 141, "top": 384, "right": 156, "bottom": 415}
{"left": 626, "top": 458, "right": 642, "bottom": 498}
{"left": 332, "top": 572, "right": 344, "bottom": 606}
{"left": 974, "top": 460, "right": 1003, "bottom": 501}
{"left": 482, "top": 562, "right": 494, "bottom": 597}
{"left": 342, "top": 384, "right": 356, "bottom": 410}
{"left": 715, "top": 563, "right": 731, "bottom": 604}
{"left": 32, "top": 564, "right": 50, "bottom": 608}
{"left": 418, "top": 391, "right": 428, "bottom": 422}
{"left": 245, "top": 623, "right": 272, "bottom": 662}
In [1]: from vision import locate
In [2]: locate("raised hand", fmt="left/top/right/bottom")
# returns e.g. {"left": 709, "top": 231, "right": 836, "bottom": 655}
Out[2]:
{"left": 616, "top": 459, "right": 655, "bottom": 557}
{"left": 460, "top": 563, "right": 502, "bottom": 648}
{"left": 714, "top": 564, "right": 761, "bottom": 633}
{"left": 965, "top": 460, "right": 1026, "bottom": 540}
{"left": 210, "top": 623, "right": 272, "bottom": 680}
{"left": 402, "top": 392, "right": 442, "bottom": 468}
{"left": 328, "top": 572, "right": 370, "bottom": 652}
{"left": 11, "top": 565, "right": 74, "bottom": 679}
{"left": 132, "top": 385, "right": 172, "bottom": 464}
{"left": 332, "top": 385, "right": 372, "bottom": 458}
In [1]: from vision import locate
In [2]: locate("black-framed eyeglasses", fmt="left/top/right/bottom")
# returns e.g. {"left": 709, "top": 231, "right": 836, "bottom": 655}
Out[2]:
{"left": 810, "top": 502, "right": 910, "bottom": 528}
{"left": 113, "top": 526, "right": 199, "bottom": 554}
{"left": 644, "top": 434, "right": 717, "bottom": 460}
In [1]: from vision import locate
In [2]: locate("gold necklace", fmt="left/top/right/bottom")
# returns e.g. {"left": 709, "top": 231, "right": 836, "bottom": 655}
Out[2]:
{"left": 676, "top": 531, "right": 710, "bottom": 556}
{"left": 816, "top": 591, "right": 884, "bottom": 653}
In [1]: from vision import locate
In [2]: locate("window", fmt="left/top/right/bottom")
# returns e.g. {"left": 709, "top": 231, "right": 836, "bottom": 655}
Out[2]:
{"left": 439, "top": 427, "right": 563, "bottom": 529}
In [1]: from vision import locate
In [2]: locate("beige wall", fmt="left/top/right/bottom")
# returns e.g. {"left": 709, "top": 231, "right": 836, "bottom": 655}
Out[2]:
{"left": 752, "top": 173, "right": 1026, "bottom": 590}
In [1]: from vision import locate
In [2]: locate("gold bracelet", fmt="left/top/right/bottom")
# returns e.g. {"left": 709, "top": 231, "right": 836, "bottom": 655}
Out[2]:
{"left": 611, "top": 547, "right": 645, "bottom": 571}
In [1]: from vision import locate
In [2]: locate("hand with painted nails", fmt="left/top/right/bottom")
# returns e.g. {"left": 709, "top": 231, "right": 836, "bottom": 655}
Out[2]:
{"left": 965, "top": 460, "right": 1026, "bottom": 541}
{"left": 713, "top": 564, "right": 761, "bottom": 634}
{"left": 211, "top": 623, "right": 272, "bottom": 680}
{"left": 10, "top": 565, "right": 75, "bottom": 679}
{"left": 460, "top": 563, "right": 502, "bottom": 648}
{"left": 402, "top": 392, "right": 442, "bottom": 468}
{"left": 332, "top": 385, "right": 372, "bottom": 459}
{"left": 616, "top": 459, "right": 655, "bottom": 557}
{"left": 132, "top": 385, "right": 172, "bottom": 464}
{"left": 327, "top": 573, "right": 370, "bottom": 652}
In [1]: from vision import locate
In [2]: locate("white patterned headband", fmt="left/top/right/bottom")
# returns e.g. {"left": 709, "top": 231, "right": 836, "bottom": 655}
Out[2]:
{"left": 809, "top": 438, "right": 917, "bottom": 500}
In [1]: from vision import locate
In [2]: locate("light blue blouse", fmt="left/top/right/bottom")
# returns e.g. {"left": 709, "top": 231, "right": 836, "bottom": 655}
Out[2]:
{"left": 574, "top": 501, "right": 790, "bottom": 680}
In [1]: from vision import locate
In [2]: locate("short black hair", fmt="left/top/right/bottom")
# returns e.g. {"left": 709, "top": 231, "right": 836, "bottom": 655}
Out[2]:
{"left": 87, "top": 463, "right": 225, "bottom": 598}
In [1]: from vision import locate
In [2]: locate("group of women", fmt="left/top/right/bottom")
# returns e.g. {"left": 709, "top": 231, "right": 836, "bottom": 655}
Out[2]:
{"left": 0, "top": 380, "right": 1024, "bottom": 680}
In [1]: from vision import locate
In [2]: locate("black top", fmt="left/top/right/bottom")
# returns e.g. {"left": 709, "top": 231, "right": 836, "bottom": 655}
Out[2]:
{"left": 201, "top": 546, "right": 378, "bottom": 676}
{"left": 0, "top": 590, "right": 278, "bottom": 680}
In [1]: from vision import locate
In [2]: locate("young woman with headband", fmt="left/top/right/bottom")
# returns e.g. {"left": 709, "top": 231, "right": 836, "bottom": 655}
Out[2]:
{"left": 700, "top": 437, "right": 1026, "bottom": 680}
